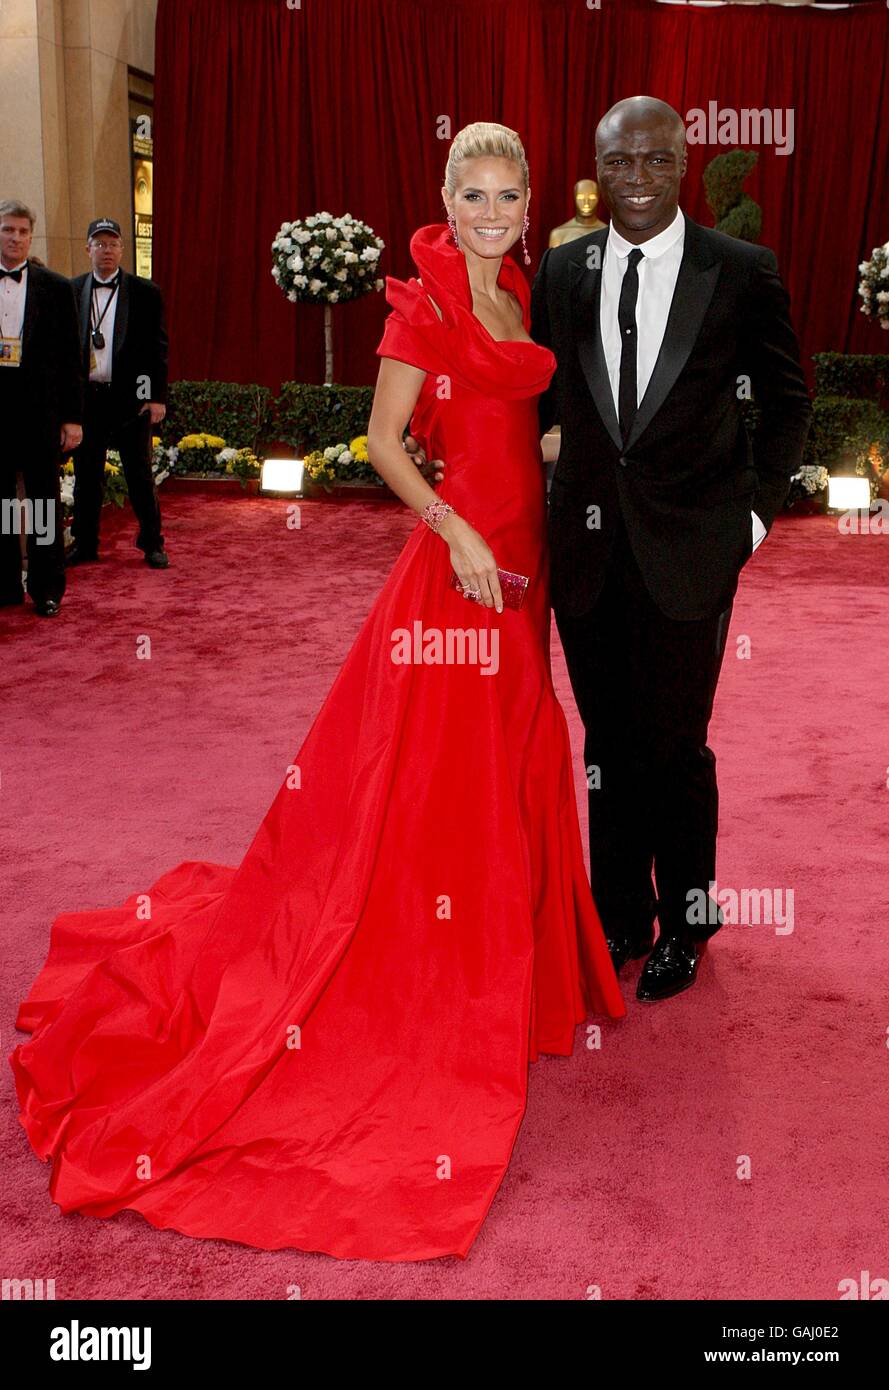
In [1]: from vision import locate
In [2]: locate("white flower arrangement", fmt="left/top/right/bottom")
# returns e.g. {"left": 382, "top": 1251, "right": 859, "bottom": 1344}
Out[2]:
{"left": 152, "top": 440, "right": 178, "bottom": 486}
{"left": 271, "top": 212, "right": 385, "bottom": 305}
{"left": 792, "top": 464, "right": 829, "bottom": 496}
{"left": 857, "top": 242, "right": 889, "bottom": 330}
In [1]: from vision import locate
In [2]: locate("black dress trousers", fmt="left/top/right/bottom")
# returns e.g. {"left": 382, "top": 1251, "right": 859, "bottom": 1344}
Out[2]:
{"left": 72, "top": 384, "right": 164, "bottom": 556}
{"left": 555, "top": 508, "right": 734, "bottom": 942}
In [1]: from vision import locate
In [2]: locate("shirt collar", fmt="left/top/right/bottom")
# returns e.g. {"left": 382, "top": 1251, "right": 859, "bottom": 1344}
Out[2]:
{"left": 2, "top": 259, "right": 29, "bottom": 275}
{"left": 607, "top": 206, "right": 685, "bottom": 263}
{"left": 93, "top": 269, "right": 120, "bottom": 285}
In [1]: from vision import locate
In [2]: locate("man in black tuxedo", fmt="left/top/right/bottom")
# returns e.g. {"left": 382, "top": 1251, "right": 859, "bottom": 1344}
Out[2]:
{"left": 0, "top": 200, "right": 83, "bottom": 617}
{"left": 530, "top": 97, "right": 812, "bottom": 1000}
{"left": 67, "top": 218, "right": 170, "bottom": 568}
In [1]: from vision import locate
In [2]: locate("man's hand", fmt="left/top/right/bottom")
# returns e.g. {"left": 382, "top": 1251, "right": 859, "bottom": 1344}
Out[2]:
{"left": 404, "top": 434, "right": 444, "bottom": 486}
{"left": 60, "top": 423, "right": 83, "bottom": 452}
{"left": 140, "top": 402, "right": 167, "bottom": 426}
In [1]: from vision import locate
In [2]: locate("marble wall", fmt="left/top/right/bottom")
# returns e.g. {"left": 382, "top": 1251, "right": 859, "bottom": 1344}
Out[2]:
{"left": 0, "top": 0, "right": 157, "bottom": 274}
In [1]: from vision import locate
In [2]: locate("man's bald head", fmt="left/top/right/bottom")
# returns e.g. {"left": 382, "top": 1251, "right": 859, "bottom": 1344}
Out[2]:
{"left": 595, "top": 95, "right": 688, "bottom": 244}
{"left": 596, "top": 97, "right": 686, "bottom": 155}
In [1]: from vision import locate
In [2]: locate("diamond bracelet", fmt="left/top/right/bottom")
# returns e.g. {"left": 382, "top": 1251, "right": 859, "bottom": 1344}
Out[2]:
{"left": 421, "top": 500, "right": 456, "bottom": 533}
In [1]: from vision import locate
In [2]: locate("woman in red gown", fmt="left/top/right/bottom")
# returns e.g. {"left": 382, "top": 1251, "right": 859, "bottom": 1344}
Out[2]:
{"left": 9, "top": 125, "right": 624, "bottom": 1262}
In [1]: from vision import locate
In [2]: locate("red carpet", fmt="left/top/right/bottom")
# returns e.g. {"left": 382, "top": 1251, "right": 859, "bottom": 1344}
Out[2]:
{"left": 2, "top": 492, "right": 886, "bottom": 1299}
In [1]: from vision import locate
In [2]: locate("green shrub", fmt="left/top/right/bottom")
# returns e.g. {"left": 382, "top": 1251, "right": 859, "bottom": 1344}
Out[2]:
{"left": 163, "top": 382, "right": 273, "bottom": 454}
{"left": 812, "top": 354, "right": 889, "bottom": 407}
{"left": 274, "top": 383, "right": 374, "bottom": 453}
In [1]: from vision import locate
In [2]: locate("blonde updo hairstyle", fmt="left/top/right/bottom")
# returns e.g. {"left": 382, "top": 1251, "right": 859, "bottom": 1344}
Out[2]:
{"left": 443, "top": 122, "right": 530, "bottom": 206}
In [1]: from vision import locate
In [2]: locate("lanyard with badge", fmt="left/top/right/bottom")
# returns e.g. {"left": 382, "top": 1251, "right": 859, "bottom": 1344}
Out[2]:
{"left": 89, "top": 275, "right": 119, "bottom": 372}
{"left": 0, "top": 265, "right": 26, "bottom": 368}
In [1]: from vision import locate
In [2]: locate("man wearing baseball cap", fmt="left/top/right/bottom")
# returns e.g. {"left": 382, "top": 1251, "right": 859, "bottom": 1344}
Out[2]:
{"left": 67, "top": 218, "right": 170, "bottom": 569}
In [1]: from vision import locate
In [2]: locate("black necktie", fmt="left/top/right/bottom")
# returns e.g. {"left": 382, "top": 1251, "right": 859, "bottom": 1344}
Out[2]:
{"left": 618, "top": 247, "right": 644, "bottom": 443}
{"left": 0, "top": 267, "right": 25, "bottom": 283}
{"left": 94, "top": 275, "right": 120, "bottom": 290}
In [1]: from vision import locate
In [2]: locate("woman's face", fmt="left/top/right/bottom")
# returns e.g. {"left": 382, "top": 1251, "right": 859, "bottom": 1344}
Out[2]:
{"left": 443, "top": 157, "right": 528, "bottom": 260}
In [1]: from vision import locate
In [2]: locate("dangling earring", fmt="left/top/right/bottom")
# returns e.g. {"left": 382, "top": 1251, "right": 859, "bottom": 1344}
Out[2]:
{"left": 521, "top": 209, "right": 531, "bottom": 266}
{"left": 447, "top": 211, "right": 460, "bottom": 249}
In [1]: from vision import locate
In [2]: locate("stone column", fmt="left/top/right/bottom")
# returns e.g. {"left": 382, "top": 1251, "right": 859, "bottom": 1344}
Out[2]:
{"left": 0, "top": 0, "right": 156, "bottom": 275}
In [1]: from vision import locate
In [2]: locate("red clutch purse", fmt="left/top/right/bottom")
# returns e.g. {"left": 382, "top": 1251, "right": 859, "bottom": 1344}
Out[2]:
{"left": 449, "top": 567, "right": 529, "bottom": 611}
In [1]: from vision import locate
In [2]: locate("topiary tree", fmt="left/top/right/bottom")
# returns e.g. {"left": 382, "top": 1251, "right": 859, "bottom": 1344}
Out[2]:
{"left": 703, "top": 150, "right": 762, "bottom": 243}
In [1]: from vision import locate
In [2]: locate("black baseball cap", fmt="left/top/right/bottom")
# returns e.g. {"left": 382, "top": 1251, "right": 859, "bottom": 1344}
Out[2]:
{"left": 87, "top": 217, "right": 122, "bottom": 240}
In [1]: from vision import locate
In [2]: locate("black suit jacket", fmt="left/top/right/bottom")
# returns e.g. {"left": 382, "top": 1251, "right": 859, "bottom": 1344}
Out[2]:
{"left": 73, "top": 270, "right": 169, "bottom": 418}
{"left": 13, "top": 263, "right": 83, "bottom": 443}
{"left": 531, "top": 214, "right": 812, "bottom": 621}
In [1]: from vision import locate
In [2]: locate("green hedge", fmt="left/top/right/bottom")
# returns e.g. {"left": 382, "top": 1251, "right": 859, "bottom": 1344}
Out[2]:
{"left": 162, "top": 382, "right": 273, "bottom": 454}
{"left": 275, "top": 383, "right": 374, "bottom": 452}
{"left": 801, "top": 395, "right": 889, "bottom": 475}
{"left": 162, "top": 380, "right": 374, "bottom": 455}
{"left": 813, "top": 353, "right": 889, "bottom": 406}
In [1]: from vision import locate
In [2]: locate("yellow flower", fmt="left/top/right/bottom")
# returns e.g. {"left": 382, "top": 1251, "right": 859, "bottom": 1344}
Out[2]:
{"left": 178, "top": 432, "right": 226, "bottom": 450}
{"left": 350, "top": 434, "right": 369, "bottom": 462}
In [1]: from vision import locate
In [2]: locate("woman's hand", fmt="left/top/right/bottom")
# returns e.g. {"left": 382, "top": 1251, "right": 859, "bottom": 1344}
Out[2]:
{"left": 439, "top": 513, "right": 503, "bottom": 613}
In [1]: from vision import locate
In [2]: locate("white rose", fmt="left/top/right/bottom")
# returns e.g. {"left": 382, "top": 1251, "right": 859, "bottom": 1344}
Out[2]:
{"left": 309, "top": 279, "right": 323, "bottom": 293}
{"left": 329, "top": 291, "right": 340, "bottom": 303}
{"left": 288, "top": 289, "right": 298, "bottom": 302}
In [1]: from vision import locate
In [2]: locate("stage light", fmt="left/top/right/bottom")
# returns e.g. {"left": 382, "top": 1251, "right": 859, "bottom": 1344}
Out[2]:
{"left": 827, "top": 476, "right": 870, "bottom": 511}
{"left": 261, "top": 458, "right": 305, "bottom": 496}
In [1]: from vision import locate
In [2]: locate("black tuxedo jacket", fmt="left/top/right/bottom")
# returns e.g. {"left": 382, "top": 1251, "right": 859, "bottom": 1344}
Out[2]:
{"left": 13, "top": 263, "right": 83, "bottom": 443}
{"left": 531, "top": 215, "right": 812, "bottom": 621}
{"left": 72, "top": 270, "right": 169, "bottom": 418}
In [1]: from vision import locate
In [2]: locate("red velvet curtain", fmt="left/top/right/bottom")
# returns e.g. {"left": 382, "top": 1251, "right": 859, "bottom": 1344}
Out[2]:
{"left": 154, "top": 0, "right": 889, "bottom": 390}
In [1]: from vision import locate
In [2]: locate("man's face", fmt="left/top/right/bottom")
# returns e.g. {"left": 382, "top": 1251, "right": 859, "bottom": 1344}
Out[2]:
{"left": 88, "top": 233, "right": 124, "bottom": 277}
{"left": 596, "top": 116, "right": 687, "bottom": 241}
{"left": 0, "top": 216, "right": 33, "bottom": 268}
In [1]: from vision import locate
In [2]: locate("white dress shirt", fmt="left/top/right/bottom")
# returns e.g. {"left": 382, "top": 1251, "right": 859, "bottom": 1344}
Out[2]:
{"left": 600, "top": 207, "right": 765, "bottom": 553}
{"left": 89, "top": 270, "right": 120, "bottom": 383}
{"left": 0, "top": 259, "right": 28, "bottom": 340}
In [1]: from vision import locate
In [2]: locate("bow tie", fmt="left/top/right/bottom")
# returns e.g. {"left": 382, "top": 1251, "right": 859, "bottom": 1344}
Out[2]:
{"left": 0, "top": 266, "right": 25, "bottom": 283}
{"left": 93, "top": 274, "right": 120, "bottom": 290}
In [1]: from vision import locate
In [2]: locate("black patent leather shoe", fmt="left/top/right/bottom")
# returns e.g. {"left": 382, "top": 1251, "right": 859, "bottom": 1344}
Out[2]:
{"left": 144, "top": 548, "right": 170, "bottom": 568}
{"left": 65, "top": 545, "right": 99, "bottom": 567}
{"left": 636, "top": 935, "right": 700, "bottom": 1002}
{"left": 605, "top": 929, "right": 656, "bottom": 975}
{"left": 33, "top": 597, "right": 61, "bottom": 617}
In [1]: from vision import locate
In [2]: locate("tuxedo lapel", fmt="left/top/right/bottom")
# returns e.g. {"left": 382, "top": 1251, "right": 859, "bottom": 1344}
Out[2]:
{"left": 569, "top": 235, "right": 622, "bottom": 451}
{"left": 113, "top": 270, "right": 129, "bottom": 362}
{"left": 78, "top": 276, "right": 92, "bottom": 357}
{"left": 21, "top": 263, "right": 40, "bottom": 356}
{"left": 624, "top": 218, "right": 721, "bottom": 451}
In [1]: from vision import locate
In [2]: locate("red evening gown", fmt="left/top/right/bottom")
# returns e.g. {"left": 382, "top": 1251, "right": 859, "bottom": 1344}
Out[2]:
{"left": 9, "top": 223, "right": 625, "bottom": 1262}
